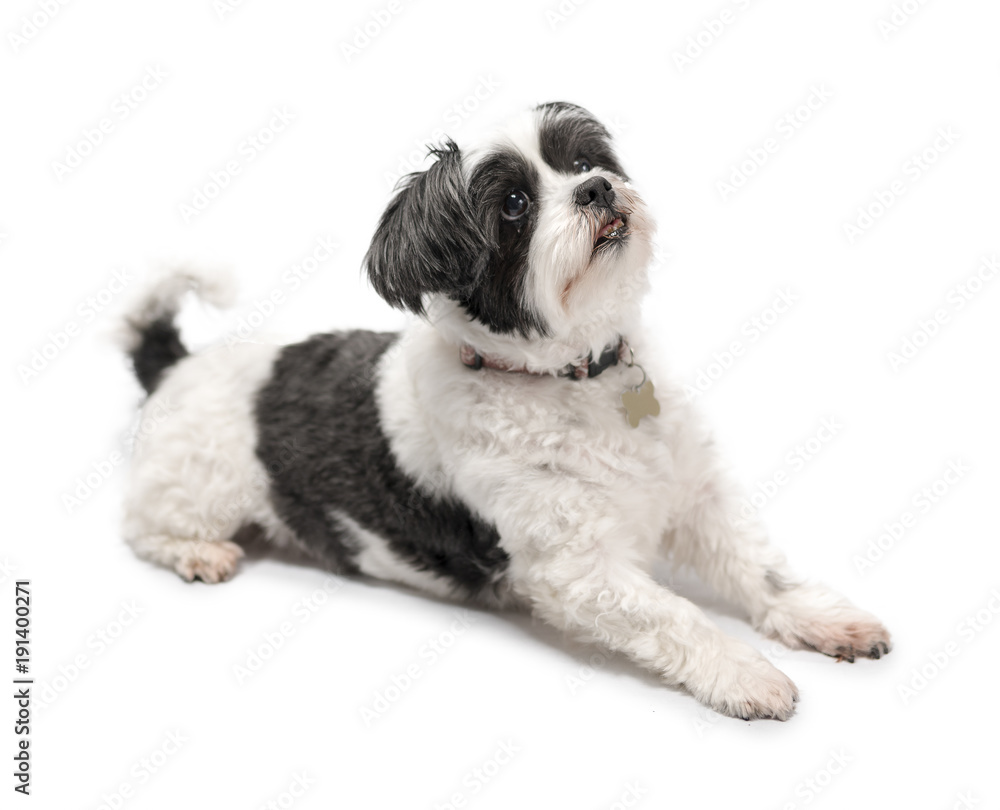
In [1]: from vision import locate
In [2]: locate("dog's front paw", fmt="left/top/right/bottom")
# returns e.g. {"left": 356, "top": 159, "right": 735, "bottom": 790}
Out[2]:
{"left": 687, "top": 640, "right": 799, "bottom": 721}
{"left": 760, "top": 587, "right": 892, "bottom": 662}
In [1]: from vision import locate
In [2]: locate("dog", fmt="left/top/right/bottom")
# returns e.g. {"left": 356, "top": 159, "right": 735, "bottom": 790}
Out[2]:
{"left": 119, "top": 101, "right": 891, "bottom": 720}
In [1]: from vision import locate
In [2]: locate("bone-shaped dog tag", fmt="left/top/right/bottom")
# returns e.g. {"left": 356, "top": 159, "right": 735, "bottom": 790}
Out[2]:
{"left": 621, "top": 378, "right": 661, "bottom": 428}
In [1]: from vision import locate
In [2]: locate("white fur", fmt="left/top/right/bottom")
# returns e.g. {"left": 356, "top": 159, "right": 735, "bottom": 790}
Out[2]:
{"left": 116, "top": 263, "right": 237, "bottom": 353}
{"left": 123, "top": 340, "right": 295, "bottom": 582}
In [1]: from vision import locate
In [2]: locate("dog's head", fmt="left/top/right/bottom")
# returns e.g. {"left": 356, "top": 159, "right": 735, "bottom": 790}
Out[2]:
{"left": 365, "top": 102, "right": 655, "bottom": 354}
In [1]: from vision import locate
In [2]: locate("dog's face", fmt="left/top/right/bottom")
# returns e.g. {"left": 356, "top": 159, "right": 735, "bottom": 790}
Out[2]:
{"left": 365, "top": 102, "right": 655, "bottom": 345}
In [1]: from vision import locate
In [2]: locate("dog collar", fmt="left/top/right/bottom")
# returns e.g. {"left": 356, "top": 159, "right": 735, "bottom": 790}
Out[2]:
{"left": 460, "top": 338, "right": 661, "bottom": 427}
{"left": 459, "top": 339, "right": 625, "bottom": 381}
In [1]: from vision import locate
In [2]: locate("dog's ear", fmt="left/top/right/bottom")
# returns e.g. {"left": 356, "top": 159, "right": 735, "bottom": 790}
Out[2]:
{"left": 364, "top": 141, "right": 490, "bottom": 314}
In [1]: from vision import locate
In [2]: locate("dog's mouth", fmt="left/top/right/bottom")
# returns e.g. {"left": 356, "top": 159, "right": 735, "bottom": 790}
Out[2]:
{"left": 593, "top": 213, "right": 629, "bottom": 252}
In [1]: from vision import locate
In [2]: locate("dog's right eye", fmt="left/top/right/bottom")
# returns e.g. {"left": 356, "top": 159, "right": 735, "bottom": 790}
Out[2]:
{"left": 501, "top": 189, "right": 531, "bottom": 221}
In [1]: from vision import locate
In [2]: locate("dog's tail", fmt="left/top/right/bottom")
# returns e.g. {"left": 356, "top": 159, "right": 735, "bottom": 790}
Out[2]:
{"left": 118, "top": 265, "right": 236, "bottom": 394}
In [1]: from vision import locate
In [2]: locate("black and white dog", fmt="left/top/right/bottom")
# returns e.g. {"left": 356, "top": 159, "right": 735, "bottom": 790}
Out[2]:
{"left": 120, "top": 102, "right": 890, "bottom": 720}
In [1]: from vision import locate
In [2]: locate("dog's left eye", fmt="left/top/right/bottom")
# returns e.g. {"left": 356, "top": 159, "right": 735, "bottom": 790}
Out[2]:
{"left": 501, "top": 189, "right": 531, "bottom": 221}
{"left": 573, "top": 157, "right": 592, "bottom": 174}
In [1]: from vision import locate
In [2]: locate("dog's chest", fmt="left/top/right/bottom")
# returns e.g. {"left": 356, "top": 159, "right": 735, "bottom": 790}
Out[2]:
{"left": 387, "top": 347, "right": 677, "bottom": 522}
{"left": 472, "top": 371, "right": 673, "bottom": 483}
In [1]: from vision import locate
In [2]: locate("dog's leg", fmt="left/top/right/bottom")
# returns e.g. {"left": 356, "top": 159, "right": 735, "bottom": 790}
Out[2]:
{"left": 666, "top": 457, "right": 891, "bottom": 662}
{"left": 508, "top": 536, "right": 799, "bottom": 719}
{"left": 123, "top": 427, "right": 261, "bottom": 584}
{"left": 123, "top": 462, "right": 254, "bottom": 584}
{"left": 122, "top": 343, "right": 285, "bottom": 583}
{"left": 128, "top": 535, "right": 244, "bottom": 584}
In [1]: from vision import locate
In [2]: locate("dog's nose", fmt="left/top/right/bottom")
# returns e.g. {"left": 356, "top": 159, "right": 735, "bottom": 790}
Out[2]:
{"left": 574, "top": 175, "right": 616, "bottom": 209}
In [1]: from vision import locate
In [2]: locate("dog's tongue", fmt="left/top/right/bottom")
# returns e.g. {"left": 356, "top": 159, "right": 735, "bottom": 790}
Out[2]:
{"left": 597, "top": 218, "right": 624, "bottom": 240}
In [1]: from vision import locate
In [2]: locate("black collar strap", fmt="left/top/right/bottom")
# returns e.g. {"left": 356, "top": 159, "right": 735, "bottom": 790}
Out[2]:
{"left": 460, "top": 338, "right": 625, "bottom": 381}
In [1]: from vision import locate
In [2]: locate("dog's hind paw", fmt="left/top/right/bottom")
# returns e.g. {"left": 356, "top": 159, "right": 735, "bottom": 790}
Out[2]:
{"left": 173, "top": 539, "right": 244, "bottom": 584}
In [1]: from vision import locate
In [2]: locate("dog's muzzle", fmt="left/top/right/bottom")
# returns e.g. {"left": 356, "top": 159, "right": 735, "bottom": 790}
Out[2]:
{"left": 575, "top": 175, "right": 630, "bottom": 251}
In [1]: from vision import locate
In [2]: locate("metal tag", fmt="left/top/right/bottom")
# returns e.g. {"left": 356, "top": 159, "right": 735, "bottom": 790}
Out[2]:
{"left": 619, "top": 342, "right": 660, "bottom": 428}
{"left": 621, "top": 378, "right": 660, "bottom": 428}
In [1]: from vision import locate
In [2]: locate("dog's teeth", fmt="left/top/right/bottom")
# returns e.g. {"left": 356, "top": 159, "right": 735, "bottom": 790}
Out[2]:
{"left": 600, "top": 218, "right": 625, "bottom": 241}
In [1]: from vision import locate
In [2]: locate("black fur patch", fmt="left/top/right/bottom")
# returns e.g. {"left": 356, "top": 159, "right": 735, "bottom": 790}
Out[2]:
{"left": 130, "top": 315, "right": 188, "bottom": 394}
{"left": 364, "top": 140, "right": 547, "bottom": 338}
{"left": 364, "top": 141, "right": 489, "bottom": 315}
{"left": 536, "top": 102, "right": 628, "bottom": 180}
{"left": 460, "top": 148, "right": 547, "bottom": 336}
{"left": 254, "top": 330, "right": 510, "bottom": 596}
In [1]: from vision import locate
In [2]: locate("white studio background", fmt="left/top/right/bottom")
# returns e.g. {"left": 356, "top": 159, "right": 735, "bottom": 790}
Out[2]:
{"left": 3, "top": 1, "right": 999, "bottom": 808}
